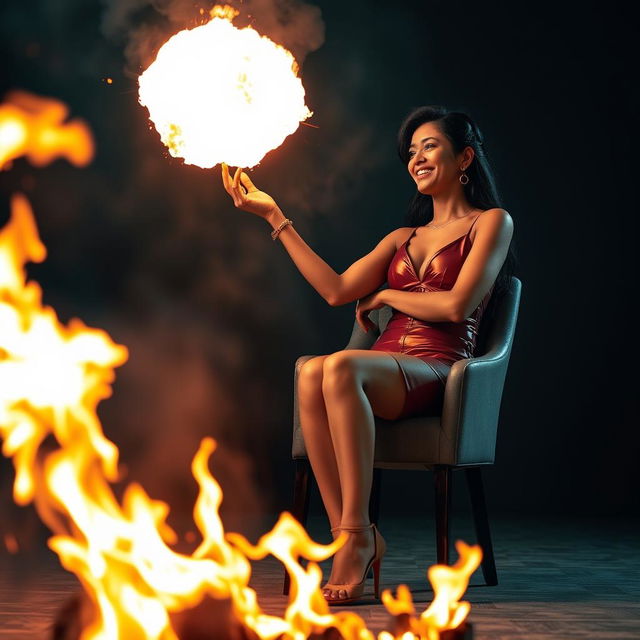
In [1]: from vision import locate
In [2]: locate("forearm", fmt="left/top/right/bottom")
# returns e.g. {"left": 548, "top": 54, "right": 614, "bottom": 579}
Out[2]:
{"left": 380, "top": 288, "right": 459, "bottom": 323}
{"left": 267, "top": 207, "right": 341, "bottom": 305}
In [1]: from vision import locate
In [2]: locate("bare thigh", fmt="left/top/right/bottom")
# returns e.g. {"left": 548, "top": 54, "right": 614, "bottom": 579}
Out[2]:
{"left": 321, "top": 349, "right": 410, "bottom": 421}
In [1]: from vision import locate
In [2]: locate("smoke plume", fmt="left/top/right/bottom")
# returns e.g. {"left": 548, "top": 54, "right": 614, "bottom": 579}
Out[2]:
{"left": 100, "top": 0, "right": 325, "bottom": 74}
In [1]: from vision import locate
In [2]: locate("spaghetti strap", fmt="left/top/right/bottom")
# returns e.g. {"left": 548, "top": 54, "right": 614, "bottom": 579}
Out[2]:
{"left": 401, "top": 226, "right": 419, "bottom": 247}
{"left": 466, "top": 212, "right": 483, "bottom": 235}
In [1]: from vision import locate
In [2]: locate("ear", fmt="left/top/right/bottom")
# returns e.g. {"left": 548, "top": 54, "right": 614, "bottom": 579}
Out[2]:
{"left": 461, "top": 145, "right": 475, "bottom": 169}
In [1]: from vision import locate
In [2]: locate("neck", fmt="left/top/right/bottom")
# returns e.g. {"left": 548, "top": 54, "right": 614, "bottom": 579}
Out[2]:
{"left": 430, "top": 187, "right": 474, "bottom": 224}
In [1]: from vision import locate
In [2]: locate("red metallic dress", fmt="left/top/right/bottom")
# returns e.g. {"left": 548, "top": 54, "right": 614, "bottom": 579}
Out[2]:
{"left": 369, "top": 213, "right": 493, "bottom": 418}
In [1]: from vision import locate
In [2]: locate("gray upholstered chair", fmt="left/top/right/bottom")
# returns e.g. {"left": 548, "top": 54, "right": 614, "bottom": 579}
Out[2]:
{"left": 283, "top": 276, "right": 521, "bottom": 595}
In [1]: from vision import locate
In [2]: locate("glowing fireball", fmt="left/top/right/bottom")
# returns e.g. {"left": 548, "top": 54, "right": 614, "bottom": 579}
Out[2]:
{"left": 138, "top": 5, "right": 313, "bottom": 169}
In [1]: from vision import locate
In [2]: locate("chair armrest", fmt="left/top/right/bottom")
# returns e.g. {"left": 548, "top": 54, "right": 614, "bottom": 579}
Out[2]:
{"left": 343, "top": 307, "right": 385, "bottom": 350}
{"left": 439, "top": 341, "right": 515, "bottom": 466}
{"left": 292, "top": 355, "right": 317, "bottom": 458}
{"left": 440, "top": 278, "right": 522, "bottom": 465}
{"left": 343, "top": 298, "right": 400, "bottom": 349}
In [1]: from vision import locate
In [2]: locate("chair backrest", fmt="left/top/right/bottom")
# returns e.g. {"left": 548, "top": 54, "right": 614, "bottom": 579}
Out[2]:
{"left": 473, "top": 276, "right": 521, "bottom": 360}
{"left": 439, "top": 275, "right": 522, "bottom": 465}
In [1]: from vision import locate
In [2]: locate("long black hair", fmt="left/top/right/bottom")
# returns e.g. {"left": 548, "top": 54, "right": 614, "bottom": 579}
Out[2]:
{"left": 397, "top": 105, "right": 518, "bottom": 317}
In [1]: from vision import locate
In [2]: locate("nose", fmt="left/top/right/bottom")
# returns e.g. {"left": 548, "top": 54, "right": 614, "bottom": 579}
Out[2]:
{"left": 413, "top": 148, "right": 428, "bottom": 164}
{"left": 411, "top": 152, "right": 426, "bottom": 171}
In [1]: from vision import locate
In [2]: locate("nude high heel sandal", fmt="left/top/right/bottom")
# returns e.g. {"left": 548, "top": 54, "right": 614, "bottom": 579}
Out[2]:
{"left": 322, "top": 523, "right": 386, "bottom": 605}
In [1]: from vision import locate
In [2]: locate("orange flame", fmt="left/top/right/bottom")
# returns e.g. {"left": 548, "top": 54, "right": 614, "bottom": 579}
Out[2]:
{"left": 3, "top": 532, "right": 19, "bottom": 554}
{"left": 381, "top": 542, "right": 482, "bottom": 639}
{"left": 138, "top": 4, "right": 312, "bottom": 169}
{"left": 0, "top": 90, "right": 94, "bottom": 170}
{"left": 0, "top": 92, "right": 481, "bottom": 640}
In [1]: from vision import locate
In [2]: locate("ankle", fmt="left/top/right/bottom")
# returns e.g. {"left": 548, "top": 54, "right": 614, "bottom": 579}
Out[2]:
{"left": 334, "top": 521, "right": 372, "bottom": 531}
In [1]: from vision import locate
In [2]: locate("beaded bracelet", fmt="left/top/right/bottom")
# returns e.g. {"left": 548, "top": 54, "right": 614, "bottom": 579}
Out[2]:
{"left": 271, "top": 218, "right": 293, "bottom": 241}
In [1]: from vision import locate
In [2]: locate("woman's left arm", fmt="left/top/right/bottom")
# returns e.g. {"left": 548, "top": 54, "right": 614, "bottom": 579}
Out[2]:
{"left": 448, "top": 208, "right": 514, "bottom": 321}
{"left": 357, "top": 209, "right": 514, "bottom": 329}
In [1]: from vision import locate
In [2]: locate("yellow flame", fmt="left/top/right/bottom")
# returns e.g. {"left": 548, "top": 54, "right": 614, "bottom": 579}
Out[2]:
{"left": 138, "top": 4, "right": 312, "bottom": 168}
{"left": 0, "top": 90, "right": 94, "bottom": 170}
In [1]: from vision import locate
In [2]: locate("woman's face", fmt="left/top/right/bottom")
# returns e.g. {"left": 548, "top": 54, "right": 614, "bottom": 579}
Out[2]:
{"left": 407, "top": 121, "right": 472, "bottom": 196}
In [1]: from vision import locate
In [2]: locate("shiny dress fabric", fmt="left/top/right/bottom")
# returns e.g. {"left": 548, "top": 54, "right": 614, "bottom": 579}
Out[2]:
{"left": 369, "top": 214, "right": 493, "bottom": 418}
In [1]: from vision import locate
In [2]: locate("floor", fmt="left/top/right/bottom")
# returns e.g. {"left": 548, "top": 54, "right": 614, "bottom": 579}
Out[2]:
{"left": 1, "top": 513, "right": 638, "bottom": 639}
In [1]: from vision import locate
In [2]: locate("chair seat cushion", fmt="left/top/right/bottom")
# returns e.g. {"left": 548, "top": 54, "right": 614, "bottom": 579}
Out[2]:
{"left": 293, "top": 414, "right": 447, "bottom": 468}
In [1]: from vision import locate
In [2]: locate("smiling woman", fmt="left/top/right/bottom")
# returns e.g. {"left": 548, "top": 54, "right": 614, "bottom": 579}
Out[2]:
{"left": 219, "top": 104, "right": 516, "bottom": 607}
{"left": 363, "top": 107, "right": 517, "bottom": 419}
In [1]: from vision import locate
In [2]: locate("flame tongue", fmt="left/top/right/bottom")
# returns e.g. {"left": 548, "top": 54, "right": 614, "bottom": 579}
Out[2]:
{"left": 0, "top": 90, "right": 93, "bottom": 170}
{"left": 138, "top": 5, "right": 313, "bottom": 169}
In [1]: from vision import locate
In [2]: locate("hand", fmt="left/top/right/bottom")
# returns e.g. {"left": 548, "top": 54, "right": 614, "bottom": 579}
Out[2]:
{"left": 355, "top": 291, "right": 386, "bottom": 333}
{"left": 221, "top": 163, "right": 280, "bottom": 220}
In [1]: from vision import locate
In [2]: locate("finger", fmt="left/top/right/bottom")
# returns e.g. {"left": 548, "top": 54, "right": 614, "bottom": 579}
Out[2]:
{"left": 232, "top": 167, "right": 248, "bottom": 201}
{"left": 230, "top": 168, "right": 246, "bottom": 205}
{"left": 221, "top": 162, "right": 232, "bottom": 192}
{"left": 240, "top": 171, "right": 257, "bottom": 193}
{"left": 233, "top": 166, "right": 244, "bottom": 190}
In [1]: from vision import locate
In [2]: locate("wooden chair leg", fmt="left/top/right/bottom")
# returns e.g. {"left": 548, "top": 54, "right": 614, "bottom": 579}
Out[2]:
{"left": 434, "top": 466, "right": 451, "bottom": 565}
{"left": 465, "top": 467, "right": 498, "bottom": 586}
{"left": 283, "top": 459, "right": 311, "bottom": 596}
{"left": 369, "top": 467, "right": 382, "bottom": 526}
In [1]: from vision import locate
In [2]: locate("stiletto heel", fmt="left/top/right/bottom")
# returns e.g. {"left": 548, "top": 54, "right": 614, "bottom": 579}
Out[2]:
{"left": 372, "top": 557, "right": 381, "bottom": 599}
{"left": 322, "top": 523, "right": 386, "bottom": 605}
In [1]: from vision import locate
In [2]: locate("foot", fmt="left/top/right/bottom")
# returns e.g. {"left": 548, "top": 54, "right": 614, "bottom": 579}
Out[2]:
{"left": 322, "top": 524, "right": 376, "bottom": 602}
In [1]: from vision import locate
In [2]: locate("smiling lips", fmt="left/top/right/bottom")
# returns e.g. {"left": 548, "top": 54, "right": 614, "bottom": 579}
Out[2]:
{"left": 416, "top": 167, "right": 434, "bottom": 179}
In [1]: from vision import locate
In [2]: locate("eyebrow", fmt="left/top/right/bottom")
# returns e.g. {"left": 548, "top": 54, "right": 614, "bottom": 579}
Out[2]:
{"left": 409, "top": 136, "right": 438, "bottom": 149}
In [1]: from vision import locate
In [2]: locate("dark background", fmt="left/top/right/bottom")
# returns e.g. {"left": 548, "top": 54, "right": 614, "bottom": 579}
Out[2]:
{"left": 0, "top": 0, "right": 637, "bottom": 547}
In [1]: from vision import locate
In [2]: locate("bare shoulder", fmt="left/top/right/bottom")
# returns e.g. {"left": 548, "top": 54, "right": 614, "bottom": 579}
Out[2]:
{"left": 388, "top": 226, "right": 416, "bottom": 250}
{"left": 472, "top": 208, "right": 514, "bottom": 239}
{"left": 477, "top": 207, "right": 513, "bottom": 224}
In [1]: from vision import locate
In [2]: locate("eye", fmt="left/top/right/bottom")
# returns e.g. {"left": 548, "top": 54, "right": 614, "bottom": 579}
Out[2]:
{"left": 408, "top": 143, "right": 436, "bottom": 159}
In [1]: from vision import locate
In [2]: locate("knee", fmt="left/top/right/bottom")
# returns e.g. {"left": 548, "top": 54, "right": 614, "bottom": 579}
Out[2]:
{"left": 298, "top": 356, "right": 326, "bottom": 397}
{"left": 322, "top": 351, "right": 359, "bottom": 393}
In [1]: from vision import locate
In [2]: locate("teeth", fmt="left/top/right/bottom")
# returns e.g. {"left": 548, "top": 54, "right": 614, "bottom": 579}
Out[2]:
{"left": 417, "top": 169, "right": 433, "bottom": 176}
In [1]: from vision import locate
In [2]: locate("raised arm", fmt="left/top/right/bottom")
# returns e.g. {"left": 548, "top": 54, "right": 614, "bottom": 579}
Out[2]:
{"left": 221, "top": 163, "right": 403, "bottom": 307}
{"left": 267, "top": 207, "right": 405, "bottom": 306}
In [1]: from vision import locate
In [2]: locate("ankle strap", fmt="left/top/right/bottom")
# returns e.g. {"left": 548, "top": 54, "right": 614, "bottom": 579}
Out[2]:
{"left": 331, "top": 523, "right": 375, "bottom": 533}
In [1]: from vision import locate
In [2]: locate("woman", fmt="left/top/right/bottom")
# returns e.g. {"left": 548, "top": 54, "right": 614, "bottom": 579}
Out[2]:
{"left": 221, "top": 105, "right": 515, "bottom": 605}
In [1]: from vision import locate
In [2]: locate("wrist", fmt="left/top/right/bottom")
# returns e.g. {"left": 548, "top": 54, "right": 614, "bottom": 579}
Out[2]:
{"left": 266, "top": 207, "right": 285, "bottom": 228}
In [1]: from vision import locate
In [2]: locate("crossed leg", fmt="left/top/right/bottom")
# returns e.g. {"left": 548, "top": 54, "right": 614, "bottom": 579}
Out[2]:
{"left": 297, "top": 349, "right": 416, "bottom": 600}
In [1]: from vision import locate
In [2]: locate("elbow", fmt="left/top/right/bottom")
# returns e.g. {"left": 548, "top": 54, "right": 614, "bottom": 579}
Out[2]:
{"left": 325, "top": 278, "right": 342, "bottom": 307}
{"left": 326, "top": 292, "right": 343, "bottom": 307}
{"left": 449, "top": 290, "right": 474, "bottom": 323}
{"left": 449, "top": 300, "right": 468, "bottom": 323}
{"left": 326, "top": 282, "right": 347, "bottom": 307}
